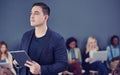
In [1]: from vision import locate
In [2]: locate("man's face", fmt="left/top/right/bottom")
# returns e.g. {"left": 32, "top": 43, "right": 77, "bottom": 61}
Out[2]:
{"left": 30, "top": 6, "right": 48, "bottom": 27}
{"left": 113, "top": 38, "right": 119, "bottom": 46}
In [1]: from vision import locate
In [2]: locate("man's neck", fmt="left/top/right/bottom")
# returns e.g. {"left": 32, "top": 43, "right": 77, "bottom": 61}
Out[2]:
{"left": 35, "top": 24, "right": 48, "bottom": 38}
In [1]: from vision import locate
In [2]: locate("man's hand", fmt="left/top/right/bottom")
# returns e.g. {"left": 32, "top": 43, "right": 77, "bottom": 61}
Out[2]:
{"left": 13, "top": 60, "right": 19, "bottom": 66}
{"left": 25, "top": 60, "right": 41, "bottom": 74}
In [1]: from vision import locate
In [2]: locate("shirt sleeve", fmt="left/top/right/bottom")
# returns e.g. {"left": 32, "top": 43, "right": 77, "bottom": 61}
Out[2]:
{"left": 106, "top": 46, "right": 112, "bottom": 62}
{"left": 41, "top": 36, "right": 68, "bottom": 74}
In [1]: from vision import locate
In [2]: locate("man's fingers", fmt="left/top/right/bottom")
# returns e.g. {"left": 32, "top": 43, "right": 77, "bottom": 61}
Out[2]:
{"left": 24, "top": 63, "right": 31, "bottom": 68}
{"left": 26, "top": 60, "right": 33, "bottom": 65}
{"left": 13, "top": 60, "right": 19, "bottom": 66}
{"left": 25, "top": 60, "right": 34, "bottom": 68}
{"left": 24, "top": 61, "right": 41, "bottom": 74}
{"left": 32, "top": 61, "right": 37, "bottom": 64}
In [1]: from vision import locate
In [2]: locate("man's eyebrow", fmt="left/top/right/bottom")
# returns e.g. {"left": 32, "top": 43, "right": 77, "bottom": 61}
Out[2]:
{"left": 31, "top": 11, "right": 40, "bottom": 13}
{"left": 34, "top": 11, "right": 40, "bottom": 13}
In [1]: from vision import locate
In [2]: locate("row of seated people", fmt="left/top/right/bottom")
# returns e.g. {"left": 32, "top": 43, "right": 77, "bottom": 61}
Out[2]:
{"left": 62, "top": 35, "right": 120, "bottom": 75}
{"left": 0, "top": 35, "right": 120, "bottom": 75}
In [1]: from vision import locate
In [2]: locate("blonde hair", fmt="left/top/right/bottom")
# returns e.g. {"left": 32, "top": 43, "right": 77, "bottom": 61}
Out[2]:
{"left": 86, "top": 36, "right": 99, "bottom": 54}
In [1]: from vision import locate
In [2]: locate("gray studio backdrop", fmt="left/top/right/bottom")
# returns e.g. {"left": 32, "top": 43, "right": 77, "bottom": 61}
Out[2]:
{"left": 0, "top": 0, "right": 120, "bottom": 52}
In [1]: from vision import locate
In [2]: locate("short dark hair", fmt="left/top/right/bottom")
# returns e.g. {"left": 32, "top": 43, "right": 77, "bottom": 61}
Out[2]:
{"left": 110, "top": 35, "right": 119, "bottom": 45}
{"left": 32, "top": 2, "right": 50, "bottom": 16}
{"left": 66, "top": 37, "right": 78, "bottom": 50}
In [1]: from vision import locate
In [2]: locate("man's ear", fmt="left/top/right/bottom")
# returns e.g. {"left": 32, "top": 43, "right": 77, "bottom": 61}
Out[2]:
{"left": 44, "top": 15, "right": 49, "bottom": 22}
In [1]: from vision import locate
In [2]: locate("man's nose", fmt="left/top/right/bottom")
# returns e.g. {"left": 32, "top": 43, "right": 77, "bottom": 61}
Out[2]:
{"left": 31, "top": 14, "right": 35, "bottom": 19}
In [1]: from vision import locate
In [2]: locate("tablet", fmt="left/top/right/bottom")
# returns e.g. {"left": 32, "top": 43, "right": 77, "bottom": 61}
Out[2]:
{"left": 10, "top": 50, "right": 31, "bottom": 67}
{"left": 92, "top": 50, "right": 108, "bottom": 61}
{"left": 0, "top": 60, "right": 9, "bottom": 67}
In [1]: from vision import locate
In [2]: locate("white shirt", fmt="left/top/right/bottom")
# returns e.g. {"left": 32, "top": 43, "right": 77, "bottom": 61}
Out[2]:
{"left": 85, "top": 50, "right": 97, "bottom": 64}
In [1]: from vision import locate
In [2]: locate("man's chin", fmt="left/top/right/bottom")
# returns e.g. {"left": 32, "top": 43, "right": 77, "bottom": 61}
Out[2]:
{"left": 30, "top": 24, "right": 38, "bottom": 27}
{"left": 30, "top": 24, "right": 41, "bottom": 27}
{"left": 30, "top": 24, "right": 35, "bottom": 26}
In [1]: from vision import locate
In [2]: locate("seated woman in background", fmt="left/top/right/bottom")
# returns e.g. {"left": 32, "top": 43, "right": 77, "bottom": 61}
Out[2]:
{"left": 0, "top": 41, "right": 16, "bottom": 75}
{"left": 82, "top": 36, "right": 108, "bottom": 75}
{"left": 0, "top": 66, "right": 14, "bottom": 75}
{"left": 63, "top": 37, "right": 82, "bottom": 75}
{"left": 106, "top": 35, "right": 120, "bottom": 72}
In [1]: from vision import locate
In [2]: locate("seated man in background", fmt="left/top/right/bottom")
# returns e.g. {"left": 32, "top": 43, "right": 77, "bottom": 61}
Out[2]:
{"left": 106, "top": 35, "right": 120, "bottom": 72}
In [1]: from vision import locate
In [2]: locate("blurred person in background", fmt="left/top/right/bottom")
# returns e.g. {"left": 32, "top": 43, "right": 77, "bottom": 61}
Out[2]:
{"left": 82, "top": 36, "right": 108, "bottom": 75}
{"left": 0, "top": 41, "right": 16, "bottom": 75}
{"left": 107, "top": 35, "right": 120, "bottom": 73}
{"left": 63, "top": 37, "right": 82, "bottom": 75}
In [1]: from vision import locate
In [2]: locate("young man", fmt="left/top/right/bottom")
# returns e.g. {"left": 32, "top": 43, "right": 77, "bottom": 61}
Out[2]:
{"left": 19, "top": 2, "right": 68, "bottom": 75}
{"left": 107, "top": 35, "right": 120, "bottom": 62}
{"left": 107, "top": 35, "right": 120, "bottom": 72}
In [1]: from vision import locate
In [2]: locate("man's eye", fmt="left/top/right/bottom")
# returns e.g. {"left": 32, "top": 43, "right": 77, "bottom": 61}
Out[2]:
{"left": 30, "top": 12, "right": 40, "bottom": 15}
{"left": 34, "top": 12, "right": 40, "bottom": 15}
